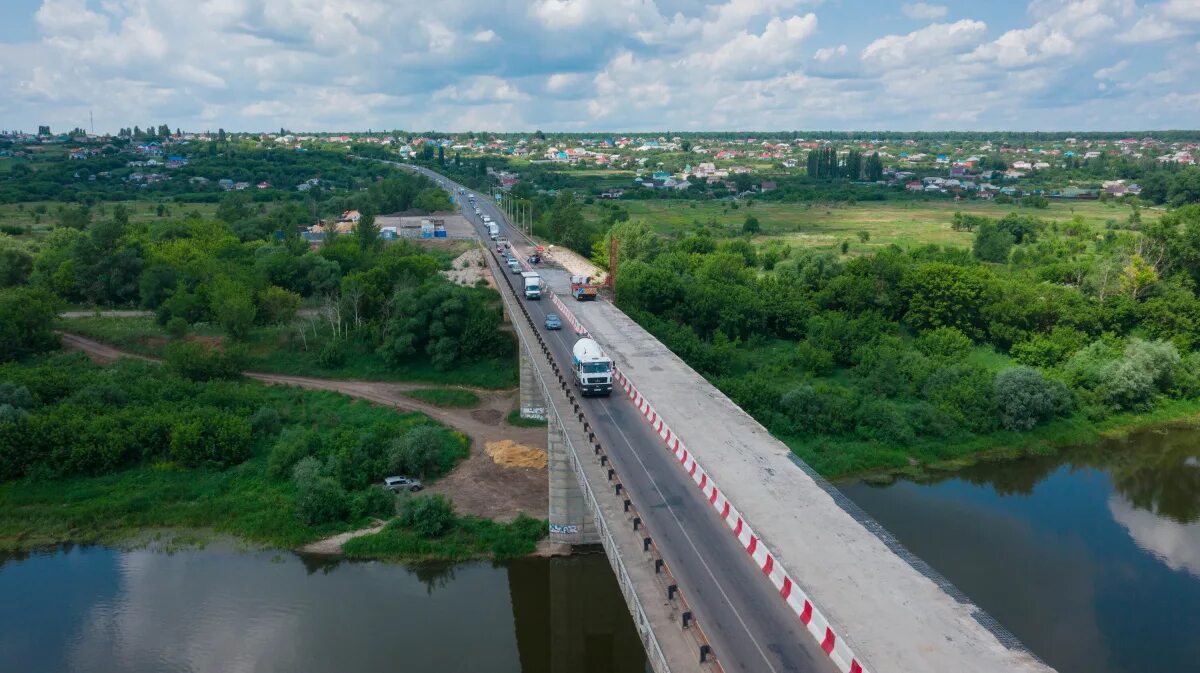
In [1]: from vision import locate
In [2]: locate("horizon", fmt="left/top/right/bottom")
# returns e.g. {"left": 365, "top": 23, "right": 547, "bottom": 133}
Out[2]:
{"left": 1, "top": 0, "right": 1197, "bottom": 134}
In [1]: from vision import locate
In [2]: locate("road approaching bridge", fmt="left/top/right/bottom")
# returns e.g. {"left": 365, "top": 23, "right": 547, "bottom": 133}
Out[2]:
{"left": 402, "top": 163, "right": 1056, "bottom": 673}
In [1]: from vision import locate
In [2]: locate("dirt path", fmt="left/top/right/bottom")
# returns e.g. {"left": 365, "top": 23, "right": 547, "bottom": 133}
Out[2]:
{"left": 61, "top": 332, "right": 549, "bottom": 522}
{"left": 299, "top": 520, "right": 388, "bottom": 555}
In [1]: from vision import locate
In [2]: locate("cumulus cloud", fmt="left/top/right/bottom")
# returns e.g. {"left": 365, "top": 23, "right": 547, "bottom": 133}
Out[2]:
{"left": 902, "top": 3, "right": 948, "bottom": 20}
{"left": 862, "top": 20, "right": 988, "bottom": 68}
{"left": 813, "top": 44, "right": 847, "bottom": 62}
{"left": 0, "top": 0, "right": 1198, "bottom": 131}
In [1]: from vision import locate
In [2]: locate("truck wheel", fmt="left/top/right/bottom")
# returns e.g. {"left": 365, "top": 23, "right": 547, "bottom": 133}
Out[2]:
{"left": 411, "top": 485, "right": 422, "bottom": 492}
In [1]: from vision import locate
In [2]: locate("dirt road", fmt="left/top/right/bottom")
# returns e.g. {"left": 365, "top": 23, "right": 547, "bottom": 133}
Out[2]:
{"left": 60, "top": 332, "right": 549, "bottom": 523}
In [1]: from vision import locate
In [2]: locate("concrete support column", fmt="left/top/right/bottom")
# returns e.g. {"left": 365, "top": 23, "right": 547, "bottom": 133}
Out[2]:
{"left": 519, "top": 344, "right": 547, "bottom": 420}
{"left": 548, "top": 417, "right": 599, "bottom": 545}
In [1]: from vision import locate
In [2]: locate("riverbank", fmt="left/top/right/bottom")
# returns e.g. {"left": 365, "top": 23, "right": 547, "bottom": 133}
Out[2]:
{"left": 828, "top": 396, "right": 1200, "bottom": 483}
{"left": 0, "top": 352, "right": 547, "bottom": 563}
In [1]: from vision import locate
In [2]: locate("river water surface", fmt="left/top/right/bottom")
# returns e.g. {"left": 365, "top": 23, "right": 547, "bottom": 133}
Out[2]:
{"left": 0, "top": 546, "right": 647, "bottom": 673}
{"left": 838, "top": 425, "right": 1200, "bottom": 673}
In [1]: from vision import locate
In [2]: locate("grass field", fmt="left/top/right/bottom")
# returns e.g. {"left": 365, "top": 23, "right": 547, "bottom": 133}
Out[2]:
{"left": 60, "top": 316, "right": 519, "bottom": 389}
{"left": 592, "top": 198, "right": 1157, "bottom": 253}
{"left": 0, "top": 200, "right": 221, "bottom": 238}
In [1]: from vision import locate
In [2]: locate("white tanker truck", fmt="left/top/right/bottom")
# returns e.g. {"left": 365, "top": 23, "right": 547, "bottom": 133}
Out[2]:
{"left": 571, "top": 337, "right": 613, "bottom": 397}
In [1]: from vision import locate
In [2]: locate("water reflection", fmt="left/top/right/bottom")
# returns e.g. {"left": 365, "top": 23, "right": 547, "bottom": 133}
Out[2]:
{"left": 839, "top": 424, "right": 1200, "bottom": 673}
{"left": 0, "top": 545, "right": 647, "bottom": 673}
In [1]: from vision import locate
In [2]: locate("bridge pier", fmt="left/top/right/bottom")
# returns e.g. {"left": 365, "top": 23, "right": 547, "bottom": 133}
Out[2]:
{"left": 548, "top": 415, "right": 599, "bottom": 545}
{"left": 519, "top": 343, "right": 547, "bottom": 420}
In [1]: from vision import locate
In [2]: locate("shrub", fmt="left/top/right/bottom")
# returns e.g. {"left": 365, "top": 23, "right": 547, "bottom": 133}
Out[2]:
{"left": 0, "top": 383, "right": 33, "bottom": 410}
{"left": 400, "top": 494, "right": 456, "bottom": 537}
{"left": 249, "top": 406, "right": 282, "bottom": 437}
{"left": 854, "top": 399, "right": 915, "bottom": 445}
{"left": 351, "top": 486, "right": 396, "bottom": 520}
{"left": 164, "top": 342, "right": 246, "bottom": 381}
{"left": 1010, "top": 327, "right": 1087, "bottom": 368}
{"left": 292, "top": 456, "right": 350, "bottom": 525}
{"left": 165, "top": 316, "right": 189, "bottom": 339}
{"left": 779, "top": 383, "right": 858, "bottom": 435}
{"left": 972, "top": 221, "right": 1015, "bottom": 263}
{"left": 794, "top": 341, "right": 834, "bottom": 375}
{"left": 316, "top": 339, "right": 347, "bottom": 368}
{"left": 0, "top": 287, "right": 59, "bottom": 362}
{"left": 387, "top": 425, "right": 463, "bottom": 478}
{"left": 994, "top": 366, "right": 1072, "bottom": 431}
{"left": 258, "top": 286, "right": 302, "bottom": 325}
{"left": 168, "top": 408, "right": 252, "bottom": 468}
{"left": 268, "top": 427, "right": 324, "bottom": 479}
{"left": 914, "top": 327, "right": 973, "bottom": 362}
{"left": 922, "top": 364, "right": 997, "bottom": 433}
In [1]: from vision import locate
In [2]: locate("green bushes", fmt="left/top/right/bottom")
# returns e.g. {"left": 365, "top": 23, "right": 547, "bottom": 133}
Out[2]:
{"left": 292, "top": 457, "right": 350, "bottom": 525}
{"left": 404, "top": 388, "right": 481, "bottom": 408}
{"left": 387, "top": 425, "right": 469, "bottom": 479}
{"left": 993, "top": 366, "right": 1073, "bottom": 431}
{"left": 0, "top": 286, "right": 58, "bottom": 362}
{"left": 164, "top": 341, "right": 247, "bottom": 381}
{"left": 400, "top": 494, "right": 456, "bottom": 537}
{"left": 168, "top": 408, "right": 252, "bottom": 468}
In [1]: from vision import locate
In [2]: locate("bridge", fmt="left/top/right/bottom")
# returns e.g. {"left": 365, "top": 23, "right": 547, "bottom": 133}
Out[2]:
{"left": 404, "top": 163, "right": 1057, "bottom": 673}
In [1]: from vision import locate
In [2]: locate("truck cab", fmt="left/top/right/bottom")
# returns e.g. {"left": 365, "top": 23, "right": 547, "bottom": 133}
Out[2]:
{"left": 571, "top": 338, "right": 613, "bottom": 396}
{"left": 521, "top": 271, "right": 542, "bottom": 299}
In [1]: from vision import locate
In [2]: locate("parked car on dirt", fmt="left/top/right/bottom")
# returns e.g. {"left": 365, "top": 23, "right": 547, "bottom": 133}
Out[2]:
{"left": 384, "top": 476, "right": 423, "bottom": 493}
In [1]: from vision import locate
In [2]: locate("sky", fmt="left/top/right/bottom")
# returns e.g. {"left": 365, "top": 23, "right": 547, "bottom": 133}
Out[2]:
{"left": 0, "top": 0, "right": 1198, "bottom": 134}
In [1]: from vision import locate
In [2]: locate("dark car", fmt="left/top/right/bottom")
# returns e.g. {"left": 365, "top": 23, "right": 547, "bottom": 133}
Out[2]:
{"left": 544, "top": 313, "right": 562, "bottom": 330}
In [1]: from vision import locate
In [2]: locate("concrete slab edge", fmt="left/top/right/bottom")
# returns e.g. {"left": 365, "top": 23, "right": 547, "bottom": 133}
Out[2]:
{"left": 612, "top": 368, "right": 869, "bottom": 673}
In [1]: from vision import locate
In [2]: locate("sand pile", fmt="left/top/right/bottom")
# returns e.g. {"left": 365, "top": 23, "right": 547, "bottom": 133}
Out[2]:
{"left": 485, "top": 440, "right": 548, "bottom": 469}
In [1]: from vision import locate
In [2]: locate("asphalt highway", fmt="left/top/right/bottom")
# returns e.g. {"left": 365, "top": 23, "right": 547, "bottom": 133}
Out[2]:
{"left": 406, "top": 163, "right": 840, "bottom": 673}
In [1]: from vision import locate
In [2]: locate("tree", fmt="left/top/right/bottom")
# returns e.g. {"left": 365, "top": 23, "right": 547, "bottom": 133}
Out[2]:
{"left": 355, "top": 206, "right": 380, "bottom": 253}
{"left": 1168, "top": 167, "right": 1200, "bottom": 206}
{"left": 742, "top": 215, "right": 760, "bottom": 234}
{"left": 169, "top": 408, "right": 252, "bottom": 468}
{"left": 0, "top": 236, "right": 34, "bottom": 287}
{"left": 1121, "top": 254, "right": 1159, "bottom": 300}
{"left": 972, "top": 221, "right": 1015, "bottom": 262}
{"left": 902, "top": 263, "right": 990, "bottom": 339}
{"left": 993, "top": 366, "right": 1072, "bottom": 431}
{"left": 292, "top": 456, "right": 350, "bottom": 525}
{"left": 400, "top": 494, "right": 456, "bottom": 537}
{"left": 58, "top": 205, "right": 91, "bottom": 230}
{"left": 0, "top": 287, "right": 58, "bottom": 362}
{"left": 209, "top": 278, "right": 257, "bottom": 339}
{"left": 216, "top": 191, "right": 252, "bottom": 223}
{"left": 387, "top": 425, "right": 458, "bottom": 478}
{"left": 258, "top": 286, "right": 301, "bottom": 325}
{"left": 864, "top": 152, "right": 884, "bottom": 181}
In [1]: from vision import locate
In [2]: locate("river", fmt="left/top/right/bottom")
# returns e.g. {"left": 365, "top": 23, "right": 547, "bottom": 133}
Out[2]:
{"left": 838, "top": 425, "right": 1200, "bottom": 673}
{"left": 0, "top": 545, "right": 647, "bottom": 673}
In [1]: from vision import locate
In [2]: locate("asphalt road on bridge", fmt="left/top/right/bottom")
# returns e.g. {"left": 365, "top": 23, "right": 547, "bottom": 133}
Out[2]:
{"left": 406, "top": 164, "right": 840, "bottom": 673}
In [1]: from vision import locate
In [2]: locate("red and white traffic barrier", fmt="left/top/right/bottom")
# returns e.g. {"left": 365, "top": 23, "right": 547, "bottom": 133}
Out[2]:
{"left": 550, "top": 293, "right": 588, "bottom": 336}
{"left": 612, "top": 369, "right": 869, "bottom": 673}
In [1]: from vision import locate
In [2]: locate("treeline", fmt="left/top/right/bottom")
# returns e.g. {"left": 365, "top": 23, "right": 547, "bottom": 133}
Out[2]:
{"left": 0, "top": 170, "right": 506, "bottom": 376}
{"left": 0, "top": 144, "right": 386, "bottom": 205}
{"left": 606, "top": 206, "right": 1200, "bottom": 474}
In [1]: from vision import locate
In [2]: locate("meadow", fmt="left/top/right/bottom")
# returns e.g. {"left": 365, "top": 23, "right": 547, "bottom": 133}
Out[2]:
{"left": 591, "top": 197, "right": 1155, "bottom": 253}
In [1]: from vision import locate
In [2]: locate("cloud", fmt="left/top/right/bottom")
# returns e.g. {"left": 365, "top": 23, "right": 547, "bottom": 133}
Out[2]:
{"left": 862, "top": 20, "right": 988, "bottom": 68}
{"left": 813, "top": 44, "right": 847, "bottom": 62}
{"left": 0, "top": 0, "right": 1198, "bottom": 132}
{"left": 901, "top": 3, "right": 948, "bottom": 20}
{"left": 434, "top": 76, "right": 525, "bottom": 104}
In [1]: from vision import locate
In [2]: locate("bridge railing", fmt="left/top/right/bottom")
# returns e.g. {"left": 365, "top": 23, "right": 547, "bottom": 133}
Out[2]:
{"left": 486, "top": 240, "right": 723, "bottom": 672}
